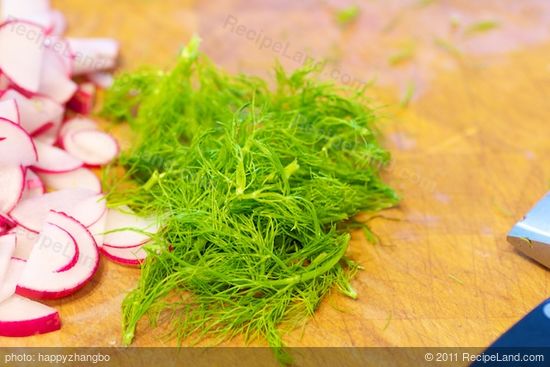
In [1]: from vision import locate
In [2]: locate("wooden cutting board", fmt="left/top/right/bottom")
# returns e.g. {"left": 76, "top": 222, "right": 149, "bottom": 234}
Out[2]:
{"left": 3, "top": 0, "right": 550, "bottom": 355}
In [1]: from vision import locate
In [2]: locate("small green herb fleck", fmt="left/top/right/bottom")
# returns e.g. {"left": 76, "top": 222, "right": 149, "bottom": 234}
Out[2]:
{"left": 465, "top": 20, "right": 500, "bottom": 36}
{"left": 335, "top": 5, "right": 361, "bottom": 26}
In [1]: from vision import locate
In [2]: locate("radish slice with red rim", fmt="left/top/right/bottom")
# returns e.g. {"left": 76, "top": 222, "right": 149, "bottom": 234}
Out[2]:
{"left": 67, "top": 83, "right": 95, "bottom": 115}
{"left": 0, "top": 99, "right": 20, "bottom": 124}
{"left": 0, "top": 117, "right": 37, "bottom": 166}
{"left": 31, "top": 221, "right": 78, "bottom": 273}
{"left": 0, "top": 294, "right": 61, "bottom": 337}
{"left": 68, "top": 38, "right": 119, "bottom": 75}
{"left": 59, "top": 117, "right": 97, "bottom": 139}
{"left": 88, "top": 208, "right": 107, "bottom": 248}
{"left": 0, "top": 257, "right": 26, "bottom": 303}
{"left": 32, "top": 140, "right": 82, "bottom": 173}
{"left": 0, "top": 233, "right": 16, "bottom": 285}
{"left": 63, "top": 129, "right": 119, "bottom": 166}
{"left": 87, "top": 72, "right": 114, "bottom": 89}
{"left": 0, "top": 21, "right": 45, "bottom": 93}
{"left": 48, "top": 10, "right": 67, "bottom": 36}
{"left": 1, "top": 89, "right": 64, "bottom": 136}
{"left": 0, "top": 165, "right": 25, "bottom": 213}
{"left": 17, "top": 211, "right": 99, "bottom": 299}
{"left": 103, "top": 207, "right": 158, "bottom": 249}
{"left": 21, "top": 169, "right": 45, "bottom": 199}
{"left": 9, "top": 225, "right": 38, "bottom": 260}
{"left": 10, "top": 188, "right": 106, "bottom": 233}
{"left": 101, "top": 243, "right": 147, "bottom": 266}
{"left": 0, "top": 215, "right": 15, "bottom": 235}
{"left": 37, "top": 46, "right": 77, "bottom": 104}
{"left": 38, "top": 167, "right": 101, "bottom": 193}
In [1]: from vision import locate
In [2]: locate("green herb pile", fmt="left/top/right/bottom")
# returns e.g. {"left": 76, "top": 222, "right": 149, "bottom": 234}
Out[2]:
{"left": 101, "top": 36, "right": 398, "bottom": 352}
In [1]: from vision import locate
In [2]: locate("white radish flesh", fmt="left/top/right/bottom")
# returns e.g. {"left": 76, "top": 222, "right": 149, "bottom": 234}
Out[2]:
{"left": 0, "top": 21, "right": 45, "bottom": 93}
{"left": 0, "top": 165, "right": 25, "bottom": 213}
{"left": 101, "top": 244, "right": 147, "bottom": 266}
{"left": 0, "top": 99, "right": 19, "bottom": 123}
{"left": 0, "top": 89, "right": 64, "bottom": 136}
{"left": 0, "top": 294, "right": 61, "bottom": 337}
{"left": 0, "top": 233, "right": 16, "bottom": 286}
{"left": 38, "top": 46, "right": 77, "bottom": 104}
{"left": 32, "top": 140, "right": 82, "bottom": 173}
{"left": 63, "top": 129, "right": 119, "bottom": 166}
{"left": 21, "top": 169, "right": 44, "bottom": 199}
{"left": 17, "top": 210, "right": 99, "bottom": 299}
{"left": 0, "top": 257, "right": 26, "bottom": 303}
{"left": 38, "top": 167, "right": 101, "bottom": 193}
{"left": 68, "top": 38, "right": 119, "bottom": 75}
{"left": 103, "top": 207, "right": 158, "bottom": 248}
{"left": 59, "top": 117, "right": 97, "bottom": 138}
{"left": 9, "top": 188, "right": 106, "bottom": 233}
{"left": 9, "top": 225, "right": 38, "bottom": 260}
{"left": 87, "top": 208, "right": 107, "bottom": 248}
{"left": 0, "top": 117, "right": 37, "bottom": 166}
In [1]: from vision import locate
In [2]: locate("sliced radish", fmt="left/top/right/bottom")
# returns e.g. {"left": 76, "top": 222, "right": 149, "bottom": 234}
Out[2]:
{"left": 103, "top": 207, "right": 158, "bottom": 248}
{"left": 21, "top": 169, "right": 44, "bottom": 199}
{"left": 1, "top": 0, "right": 51, "bottom": 21}
{"left": 0, "top": 214, "right": 15, "bottom": 235}
{"left": 63, "top": 129, "right": 119, "bottom": 166}
{"left": 0, "top": 295, "right": 61, "bottom": 337}
{"left": 37, "top": 167, "right": 101, "bottom": 193}
{"left": 0, "top": 257, "right": 26, "bottom": 303}
{"left": 29, "top": 221, "right": 78, "bottom": 273}
{"left": 32, "top": 140, "right": 82, "bottom": 173}
{"left": 17, "top": 211, "right": 99, "bottom": 299}
{"left": 0, "top": 117, "right": 37, "bottom": 166}
{"left": 10, "top": 225, "right": 39, "bottom": 260}
{"left": 1, "top": 89, "right": 64, "bottom": 136}
{"left": 87, "top": 72, "right": 114, "bottom": 89}
{"left": 0, "top": 99, "right": 19, "bottom": 123}
{"left": 101, "top": 244, "right": 147, "bottom": 266}
{"left": 48, "top": 10, "right": 66, "bottom": 36}
{"left": 10, "top": 188, "right": 105, "bottom": 233}
{"left": 37, "top": 46, "right": 77, "bottom": 104}
{"left": 0, "top": 165, "right": 25, "bottom": 213}
{"left": 88, "top": 208, "right": 107, "bottom": 248}
{"left": 68, "top": 38, "right": 119, "bottom": 75}
{"left": 59, "top": 117, "right": 97, "bottom": 138}
{"left": 0, "top": 233, "right": 16, "bottom": 285}
{"left": 67, "top": 82, "right": 95, "bottom": 115}
{"left": 0, "top": 21, "right": 45, "bottom": 93}
{"left": 0, "top": 73, "right": 10, "bottom": 90}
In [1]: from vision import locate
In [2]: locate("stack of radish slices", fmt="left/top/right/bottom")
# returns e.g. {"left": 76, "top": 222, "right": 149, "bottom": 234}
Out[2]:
{"left": 0, "top": 1, "right": 158, "bottom": 338}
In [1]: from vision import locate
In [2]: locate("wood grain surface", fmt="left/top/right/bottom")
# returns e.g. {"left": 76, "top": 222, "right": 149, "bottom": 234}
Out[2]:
{"left": 3, "top": 0, "right": 550, "bottom": 359}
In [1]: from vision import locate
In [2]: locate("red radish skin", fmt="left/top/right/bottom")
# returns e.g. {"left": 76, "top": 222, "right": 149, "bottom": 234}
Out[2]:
{"left": 0, "top": 165, "right": 25, "bottom": 213}
{"left": 0, "top": 295, "right": 61, "bottom": 337}
{"left": 16, "top": 211, "right": 99, "bottom": 300}
{"left": 66, "top": 82, "right": 95, "bottom": 115}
